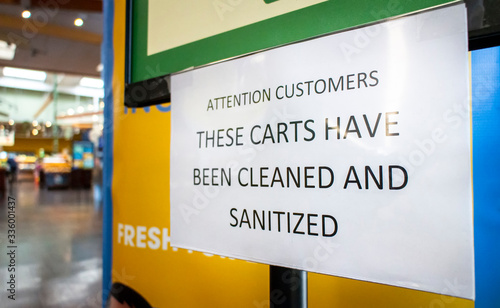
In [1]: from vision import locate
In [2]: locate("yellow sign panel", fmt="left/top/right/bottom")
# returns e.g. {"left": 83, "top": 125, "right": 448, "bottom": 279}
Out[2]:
{"left": 147, "top": 0, "right": 326, "bottom": 55}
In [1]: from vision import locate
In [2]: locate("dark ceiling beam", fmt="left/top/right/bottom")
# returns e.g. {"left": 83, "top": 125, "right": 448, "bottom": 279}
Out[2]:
{"left": 32, "top": 0, "right": 102, "bottom": 12}
{"left": 0, "top": 14, "right": 102, "bottom": 45}
{"left": 0, "top": 0, "right": 20, "bottom": 4}
{"left": 31, "top": 0, "right": 102, "bottom": 12}
{"left": 0, "top": 0, "right": 102, "bottom": 12}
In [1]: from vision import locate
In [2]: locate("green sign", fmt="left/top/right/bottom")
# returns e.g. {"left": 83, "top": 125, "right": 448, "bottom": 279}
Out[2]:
{"left": 130, "top": 0, "right": 456, "bottom": 83}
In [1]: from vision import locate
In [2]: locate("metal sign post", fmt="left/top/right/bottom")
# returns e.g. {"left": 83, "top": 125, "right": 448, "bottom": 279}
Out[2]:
{"left": 270, "top": 266, "right": 307, "bottom": 308}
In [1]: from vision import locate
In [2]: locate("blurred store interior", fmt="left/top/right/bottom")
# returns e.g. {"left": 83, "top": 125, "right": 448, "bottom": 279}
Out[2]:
{"left": 0, "top": 0, "right": 104, "bottom": 307}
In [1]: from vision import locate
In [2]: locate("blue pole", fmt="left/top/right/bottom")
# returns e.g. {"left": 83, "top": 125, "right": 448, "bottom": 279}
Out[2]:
{"left": 101, "top": 0, "right": 114, "bottom": 306}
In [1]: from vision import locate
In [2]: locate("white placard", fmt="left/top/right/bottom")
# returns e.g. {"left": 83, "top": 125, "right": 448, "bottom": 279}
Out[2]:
{"left": 170, "top": 4, "right": 474, "bottom": 299}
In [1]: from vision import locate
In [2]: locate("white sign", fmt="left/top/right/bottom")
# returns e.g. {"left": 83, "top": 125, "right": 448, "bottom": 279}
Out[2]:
{"left": 171, "top": 4, "right": 474, "bottom": 299}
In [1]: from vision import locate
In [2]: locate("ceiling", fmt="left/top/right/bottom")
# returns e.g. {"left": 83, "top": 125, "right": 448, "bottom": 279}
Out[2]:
{"left": 0, "top": 0, "right": 103, "bottom": 77}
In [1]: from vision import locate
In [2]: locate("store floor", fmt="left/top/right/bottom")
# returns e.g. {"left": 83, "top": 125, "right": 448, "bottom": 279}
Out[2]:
{"left": 0, "top": 177, "right": 103, "bottom": 308}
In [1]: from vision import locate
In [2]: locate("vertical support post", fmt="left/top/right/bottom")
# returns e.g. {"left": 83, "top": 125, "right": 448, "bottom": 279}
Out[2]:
{"left": 270, "top": 266, "right": 307, "bottom": 308}
{"left": 125, "top": 0, "right": 133, "bottom": 84}
{"left": 52, "top": 74, "right": 59, "bottom": 154}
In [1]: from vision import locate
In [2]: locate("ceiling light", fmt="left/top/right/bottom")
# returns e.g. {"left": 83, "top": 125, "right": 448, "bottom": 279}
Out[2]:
{"left": 46, "top": 121, "right": 52, "bottom": 127}
{"left": 77, "top": 106, "right": 85, "bottom": 113}
{"left": 80, "top": 77, "right": 103, "bottom": 88}
{"left": 8, "top": 119, "right": 14, "bottom": 125}
{"left": 74, "top": 18, "right": 84, "bottom": 27}
{"left": 67, "top": 108, "right": 75, "bottom": 116}
{"left": 22, "top": 10, "right": 31, "bottom": 18}
{"left": 32, "top": 120, "right": 38, "bottom": 126}
{"left": 87, "top": 104, "right": 94, "bottom": 111}
{"left": 3, "top": 67, "right": 46, "bottom": 81}
{"left": 0, "top": 41, "right": 16, "bottom": 60}
{"left": 99, "top": 101, "right": 105, "bottom": 108}
{"left": 32, "top": 129, "right": 38, "bottom": 136}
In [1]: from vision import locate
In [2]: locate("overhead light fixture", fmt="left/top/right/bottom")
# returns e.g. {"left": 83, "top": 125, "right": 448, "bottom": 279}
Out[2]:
{"left": 80, "top": 77, "right": 103, "bottom": 88}
{"left": 32, "top": 129, "right": 38, "bottom": 136}
{"left": 67, "top": 108, "right": 75, "bottom": 116}
{"left": 3, "top": 67, "right": 46, "bottom": 81}
{"left": 22, "top": 10, "right": 31, "bottom": 19}
{"left": 77, "top": 106, "right": 84, "bottom": 113}
{"left": 32, "top": 120, "right": 38, "bottom": 126}
{"left": 0, "top": 41, "right": 16, "bottom": 60}
{"left": 8, "top": 119, "right": 14, "bottom": 125}
{"left": 46, "top": 121, "right": 52, "bottom": 128}
{"left": 74, "top": 18, "right": 84, "bottom": 27}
